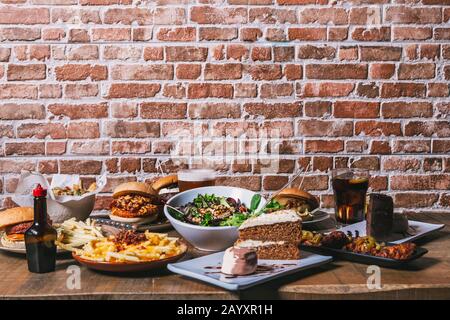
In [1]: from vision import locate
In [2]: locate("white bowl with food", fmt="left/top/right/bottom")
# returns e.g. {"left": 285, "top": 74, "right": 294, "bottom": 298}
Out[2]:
{"left": 164, "top": 186, "right": 265, "bottom": 252}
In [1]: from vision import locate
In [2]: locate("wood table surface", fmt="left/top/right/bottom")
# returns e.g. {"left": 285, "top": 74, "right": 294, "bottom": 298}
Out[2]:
{"left": 0, "top": 212, "right": 448, "bottom": 300}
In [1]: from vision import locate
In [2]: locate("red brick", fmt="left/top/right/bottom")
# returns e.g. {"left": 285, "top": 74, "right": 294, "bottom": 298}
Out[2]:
{"left": 298, "top": 120, "right": 353, "bottom": 137}
{"left": 405, "top": 121, "right": 450, "bottom": 137}
{"left": 361, "top": 46, "right": 402, "bottom": 61}
{"left": 355, "top": 121, "right": 402, "bottom": 137}
{"left": 189, "top": 103, "right": 241, "bottom": 119}
{"left": 104, "top": 8, "right": 152, "bottom": 25}
{"left": 64, "top": 84, "right": 98, "bottom": 99}
{"left": 382, "top": 102, "right": 433, "bottom": 118}
{"left": 260, "top": 84, "right": 293, "bottom": 98}
{"left": 433, "top": 140, "right": 450, "bottom": 153}
{"left": 393, "top": 140, "right": 431, "bottom": 154}
{"left": 204, "top": 63, "right": 242, "bottom": 80}
{"left": 299, "top": 8, "right": 347, "bottom": 25}
{"left": 306, "top": 64, "right": 367, "bottom": 79}
{"left": 157, "top": 27, "right": 195, "bottom": 42}
{"left": 191, "top": 7, "right": 247, "bottom": 24}
{"left": 0, "top": 28, "right": 40, "bottom": 41}
{"left": 0, "top": 160, "right": 36, "bottom": 173}
{"left": 395, "top": 193, "right": 439, "bottom": 209}
{"left": 0, "top": 103, "right": 44, "bottom": 120}
{"left": 163, "top": 83, "right": 185, "bottom": 99}
{"left": 141, "top": 102, "right": 187, "bottom": 119}
{"left": 393, "top": 27, "right": 432, "bottom": 40}
{"left": 199, "top": 28, "right": 237, "bottom": 41}
{"left": 369, "top": 63, "right": 395, "bottom": 79}
{"left": 0, "top": 7, "right": 49, "bottom": 24}
{"left": 92, "top": 28, "right": 130, "bottom": 41}
{"left": 226, "top": 45, "right": 249, "bottom": 61}
{"left": 349, "top": 7, "right": 381, "bottom": 25}
{"left": 391, "top": 175, "right": 450, "bottom": 191}
{"left": 67, "top": 122, "right": 99, "bottom": 139}
{"left": 329, "top": 27, "right": 348, "bottom": 41}
{"left": 301, "top": 82, "right": 354, "bottom": 97}
{"left": 245, "top": 102, "right": 301, "bottom": 119}
{"left": 352, "top": 27, "right": 390, "bottom": 41}
{"left": 334, "top": 101, "right": 379, "bottom": 118}
{"left": 55, "top": 64, "right": 107, "bottom": 81}
{"left": 105, "top": 121, "right": 160, "bottom": 138}
{"left": 60, "top": 160, "right": 102, "bottom": 175}
{"left": 5, "top": 142, "right": 45, "bottom": 156}
{"left": 112, "top": 141, "right": 150, "bottom": 155}
{"left": 46, "top": 141, "right": 66, "bottom": 155}
{"left": 251, "top": 47, "right": 272, "bottom": 61}
{"left": 7, "top": 64, "right": 46, "bottom": 81}
{"left": 166, "top": 46, "right": 208, "bottom": 62}
{"left": 305, "top": 140, "right": 344, "bottom": 153}
{"left": 298, "top": 45, "right": 335, "bottom": 60}
{"left": 69, "top": 29, "right": 90, "bottom": 43}
{"left": 48, "top": 103, "right": 108, "bottom": 119}
{"left": 103, "top": 46, "right": 141, "bottom": 61}
{"left": 107, "top": 83, "right": 161, "bottom": 98}
{"left": 235, "top": 83, "right": 257, "bottom": 98}
{"left": 386, "top": 7, "right": 441, "bottom": 24}
{"left": 17, "top": 123, "right": 66, "bottom": 139}
{"left": 154, "top": 7, "right": 186, "bottom": 25}
{"left": 111, "top": 65, "right": 173, "bottom": 80}
{"left": 240, "top": 28, "right": 262, "bottom": 42}
{"left": 252, "top": 7, "right": 297, "bottom": 24}
{"left": 288, "top": 28, "right": 327, "bottom": 41}
{"left": 71, "top": 141, "right": 109, "bottom": 155}
{"left": 398, "top": 63, "right": 435, "bottom": 80}
{"left": 381, "top": 83, "right": 426, "bottom": 98}
{"left": 176, "top": 64, "right": 201, "bottom": 80}
{"left": 428, "top": 83, "right": 449, "bottom": 97}
{"left": 187, "top": 83, "right": 233, "bottom": 99}
{"left": 247, "top": 64, "right": 282, "bottom": 80}
{"left": 143, "top": 47, "right": 163, "bottom": 61}
{"left": 273, "top": 47, "right": 295, "bottom": 62}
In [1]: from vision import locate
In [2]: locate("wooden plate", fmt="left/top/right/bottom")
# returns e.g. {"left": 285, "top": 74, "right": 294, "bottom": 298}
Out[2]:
{"left": 72, "top": 243, "right": 187, "bottom": 273}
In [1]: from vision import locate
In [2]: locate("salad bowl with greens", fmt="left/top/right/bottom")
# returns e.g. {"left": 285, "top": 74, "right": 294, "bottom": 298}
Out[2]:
{"left": 164, "top": 186, "right": 265, "bottom": 251}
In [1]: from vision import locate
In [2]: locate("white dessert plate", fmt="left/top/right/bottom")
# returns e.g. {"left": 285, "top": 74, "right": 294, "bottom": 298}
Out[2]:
{"left": 168, "top": 251, "right": 332, "bottom": 291}
{"left": 339, "top": 220, "right": 445, "bottom": 244}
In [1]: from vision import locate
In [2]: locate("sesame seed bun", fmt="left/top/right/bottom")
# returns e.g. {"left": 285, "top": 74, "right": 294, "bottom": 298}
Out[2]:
{"left": 274, "top": 188, "right": 319, "bottom": 210}
{"left": 0, "top": 207, "right": 34, "bottom": 229}
{"left": 112, "top": 182, "right": 157, "bottom": 199}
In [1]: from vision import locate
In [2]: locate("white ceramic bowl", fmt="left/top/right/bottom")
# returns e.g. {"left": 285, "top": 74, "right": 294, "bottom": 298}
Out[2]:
{"left": 164, "top": 186, "right": 265, "bottom": 252}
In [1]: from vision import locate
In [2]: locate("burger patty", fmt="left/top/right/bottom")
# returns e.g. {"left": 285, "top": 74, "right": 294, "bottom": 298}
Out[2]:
{"left": 111, "top": 194, "right": 157, "bottom": 217}
{"left": 6, "top": 221, "right": 33, "bottom": 235}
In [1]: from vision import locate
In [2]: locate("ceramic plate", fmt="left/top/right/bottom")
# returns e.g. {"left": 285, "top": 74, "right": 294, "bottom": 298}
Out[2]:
{"left": 338, "top": 220, "right": 445, "bottom": 244}
{"left": 302, "top": 210, "right": 331, "bottom": 225}
{"left": 168, "top": 251, "right": 332, "bottom": 291}
{"left": 0, "top": 243, "right": 65, "bottom": 255}
{"left": 73, "top": 243, "right": 187, "bottom": 273}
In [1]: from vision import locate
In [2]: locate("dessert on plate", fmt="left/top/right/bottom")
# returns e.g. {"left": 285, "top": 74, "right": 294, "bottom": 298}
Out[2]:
{"left": 235, "top": 210, "right": 302, "bottom": 260}
{"left": 221, "top": 246, "right": 258, "bottom": 276}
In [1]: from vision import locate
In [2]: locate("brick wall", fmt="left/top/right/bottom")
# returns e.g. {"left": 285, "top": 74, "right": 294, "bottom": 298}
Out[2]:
{"left": 0, "top": 0, "right": 449, "bottom": 213}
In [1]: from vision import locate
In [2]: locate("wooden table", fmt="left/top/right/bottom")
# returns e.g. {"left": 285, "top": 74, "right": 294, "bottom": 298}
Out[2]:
{"left": 0, "top": 212, "right": 449, "bottom": 300}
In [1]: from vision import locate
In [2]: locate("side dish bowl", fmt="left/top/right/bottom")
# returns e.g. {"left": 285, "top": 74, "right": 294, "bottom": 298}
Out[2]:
{"left": 164, "top": 186, "right": 266, "bottom": 251}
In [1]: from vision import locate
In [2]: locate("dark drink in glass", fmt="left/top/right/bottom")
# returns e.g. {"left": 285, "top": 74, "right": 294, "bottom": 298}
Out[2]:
{"left": 332, "top": 169, "right": 369, "bottom": 225}
{"left": 25, "top": 184, "right": 57, "bottom": 273}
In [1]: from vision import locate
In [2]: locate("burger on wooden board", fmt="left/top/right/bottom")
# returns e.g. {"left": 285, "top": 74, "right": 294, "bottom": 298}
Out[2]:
{"left": 151, "top": 175, "right": 179, "bottom": 204}
{"left": 110, "top": 182, "right": 159, "bottom": 224}
{"left": 0, "top": 207, "right": 34, "bottom": 249}
{"left": 273, "top": 188, "right": 319, "bottom": 220}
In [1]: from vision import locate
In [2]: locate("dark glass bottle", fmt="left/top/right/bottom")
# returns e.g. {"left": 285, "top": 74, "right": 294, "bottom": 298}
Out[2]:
{"left": 25, "top": 184, "right": 57, "bottom": 273}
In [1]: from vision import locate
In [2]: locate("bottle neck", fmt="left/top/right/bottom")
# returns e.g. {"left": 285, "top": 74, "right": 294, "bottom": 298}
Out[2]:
{"left": 33, "top": 196, "right": 47, "bottom": 225}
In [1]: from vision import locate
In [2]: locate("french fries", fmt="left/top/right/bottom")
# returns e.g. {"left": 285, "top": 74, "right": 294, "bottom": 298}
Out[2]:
{"left": 56, "top": 218, "right": 105, "bottom": 251}
{"left": 75, "top": 231, "right": 184, "bottom": 263}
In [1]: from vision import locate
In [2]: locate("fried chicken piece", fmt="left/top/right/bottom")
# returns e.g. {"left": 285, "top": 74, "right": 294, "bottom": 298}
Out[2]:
{"left": 321, "top": 231, "right": 350, "bottom": 249}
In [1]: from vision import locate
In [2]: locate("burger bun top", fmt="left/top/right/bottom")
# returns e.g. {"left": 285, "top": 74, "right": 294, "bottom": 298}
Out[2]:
{"left": 0, "top": 207, "right": 34, "bottom": 229}
{"left": 151, "top": 175, "right": 178, "bottom": 193}
{"left": 274, "top": 188, "right": 319, "bottom": 210}
{"left": 112, "top": 182, "right": 157, "bottom": 199}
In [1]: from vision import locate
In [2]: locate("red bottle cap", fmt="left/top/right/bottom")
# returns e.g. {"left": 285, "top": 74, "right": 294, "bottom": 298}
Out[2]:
{"left": 33, "top": 184, "right": 47, "bottom": 197}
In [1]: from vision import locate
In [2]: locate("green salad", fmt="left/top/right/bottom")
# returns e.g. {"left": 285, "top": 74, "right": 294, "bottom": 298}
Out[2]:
{"left": 169, "top": 193, "right": 262, "bottom": 227}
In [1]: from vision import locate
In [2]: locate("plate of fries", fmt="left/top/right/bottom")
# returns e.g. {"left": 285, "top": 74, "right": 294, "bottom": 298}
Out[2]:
{"left": 71, "top": 230, "right": 187, "bottom": 272}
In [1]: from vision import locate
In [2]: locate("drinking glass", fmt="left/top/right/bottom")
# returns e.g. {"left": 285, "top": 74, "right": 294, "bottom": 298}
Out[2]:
{"left": 178, "top": 169, "right": 216, "bottom": 192}
{"left": 331, "top": 168, "right": 370, "bottom": 226}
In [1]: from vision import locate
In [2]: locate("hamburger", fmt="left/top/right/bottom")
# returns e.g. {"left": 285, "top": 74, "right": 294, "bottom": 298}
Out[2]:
{"left": 151, "top": 175, "right": 179, "bottom": 204}
{"left": 273, "top": 188, "right": 319, "bottom": 220}
{"left": 110, "top": 182, "right": 159, "bottom": 224}
{"left": 0, "top": 207, "right": 34, "bottom": 249}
